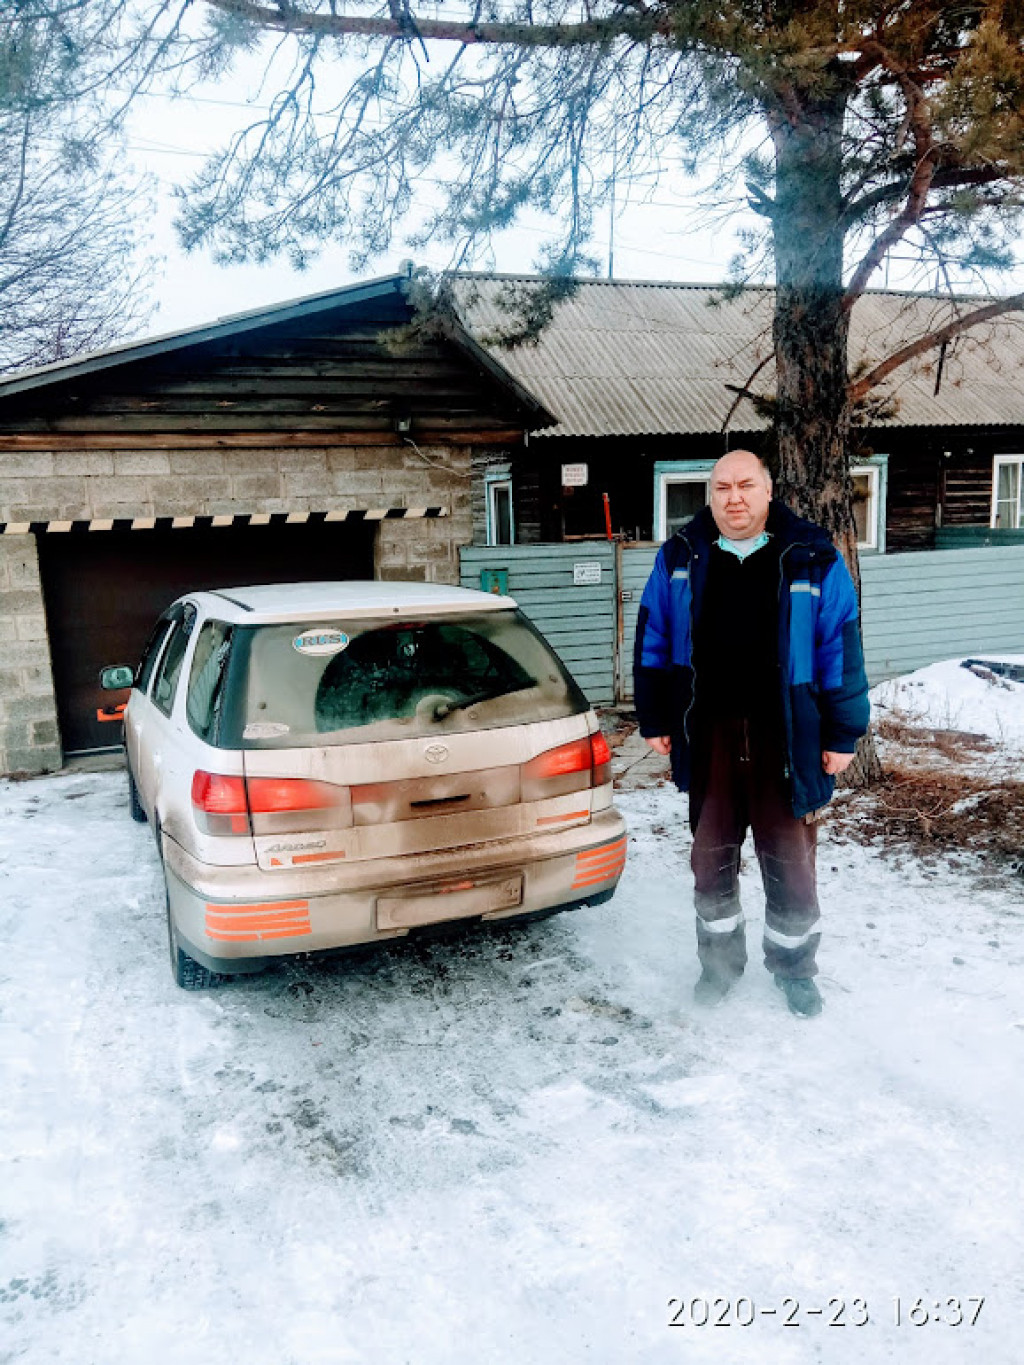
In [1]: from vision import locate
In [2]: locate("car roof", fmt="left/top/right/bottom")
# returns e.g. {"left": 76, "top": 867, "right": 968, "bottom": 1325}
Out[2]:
{"left": 187, "top": 580, "right": 518, "bottom": 624}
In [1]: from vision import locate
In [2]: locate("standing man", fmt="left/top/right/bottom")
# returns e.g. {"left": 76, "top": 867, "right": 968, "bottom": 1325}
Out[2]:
{"left": 634, "top": 450, "right": 870, "bottom": 1017}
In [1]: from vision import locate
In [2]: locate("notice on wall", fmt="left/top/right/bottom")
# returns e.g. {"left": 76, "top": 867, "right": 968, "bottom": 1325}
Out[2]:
{"left": 573, "top": 561, "right": 602, "bottom": 586}
{"left": 561, "top": 463, "right": 588, "bottom": 487}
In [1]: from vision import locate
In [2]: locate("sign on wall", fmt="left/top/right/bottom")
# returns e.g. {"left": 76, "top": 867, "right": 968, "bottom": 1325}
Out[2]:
{"left": 561, "top": 463, "right": 589, "bottom": 488}
{"left": 573, "top": 561, "right": 602, "bottom": 585}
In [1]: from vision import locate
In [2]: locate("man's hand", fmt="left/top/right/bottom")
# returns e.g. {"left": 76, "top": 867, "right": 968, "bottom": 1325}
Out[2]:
{"left": 822, "top": 750, "right": 854, "bottom": 775}
{"left": 645, "top": 736, "right": 672, "bottom": 756}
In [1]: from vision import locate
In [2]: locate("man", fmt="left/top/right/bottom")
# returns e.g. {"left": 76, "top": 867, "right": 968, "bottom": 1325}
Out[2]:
{"left": 634, "top": 450, "right": 870, "bottom": 1017}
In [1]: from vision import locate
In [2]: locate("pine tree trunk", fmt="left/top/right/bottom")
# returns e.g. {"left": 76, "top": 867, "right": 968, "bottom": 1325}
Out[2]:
{"left": 767, "top": 85, "right": 882, "bottom": 787}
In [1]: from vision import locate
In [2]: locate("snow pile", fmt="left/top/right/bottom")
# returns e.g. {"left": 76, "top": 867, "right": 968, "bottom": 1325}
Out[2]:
{"left": 1, "top": 769, "right": 1023, "bottom": 1362}
{"left": 870, "top": 654, "right": 1024, "bottom": 748}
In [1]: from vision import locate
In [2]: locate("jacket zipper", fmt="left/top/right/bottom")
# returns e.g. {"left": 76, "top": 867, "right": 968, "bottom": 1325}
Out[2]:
{"left": 678, "top": 533, "right": 698, "bottom": 747}
{"left": 776, "top": 537, "right": 821, "bottom": 781}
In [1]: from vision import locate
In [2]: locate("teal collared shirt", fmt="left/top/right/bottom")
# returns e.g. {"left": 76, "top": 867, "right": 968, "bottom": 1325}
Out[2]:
{"left": 716, "top": 530, "right": 771, "bottom": 560}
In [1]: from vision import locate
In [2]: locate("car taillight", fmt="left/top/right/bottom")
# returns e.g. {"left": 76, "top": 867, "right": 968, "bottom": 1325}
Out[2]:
{"left": 191, "top": 772, "right": 353, "bottom": 837}
{"left": 521, "top": 732, "right": 613, "bottom": 802}
{"left": 192, "top": 771, "right": 250, "bottom": 836}
{"left": 590, "top": 731, "right": 613, "bottom": 786}
{"left": 246, "top": 776, "right": 352, "bottom": 835}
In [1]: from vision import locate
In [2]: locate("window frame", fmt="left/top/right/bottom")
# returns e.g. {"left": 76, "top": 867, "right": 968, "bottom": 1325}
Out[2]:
{"left": 653, "top": 460, "right": 717, "bottom": 541}
{"left": 485, "top": 474, "right": 515, "bottom": 546}
{"left": 851, "top": 460, "right": 883, "bottom": 552}
{"left": 843, "top": 454, "right": 888, "bottom": 554}
{"left": 991, "top": 454, "right": 1024, "bottom": 530}
{"left": 135, "top": 614, "right": 176, "bottom": 698}
{"left": 151, "top": 603, "right": 197, "bottom": 719}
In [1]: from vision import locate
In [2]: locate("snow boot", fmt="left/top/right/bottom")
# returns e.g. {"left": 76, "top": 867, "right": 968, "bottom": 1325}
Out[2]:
{"left": 774, "top": 975, "right": 823, "bottom": 1018}
{"left": 693, "top": 969, "right": 740, "bottom": 1008}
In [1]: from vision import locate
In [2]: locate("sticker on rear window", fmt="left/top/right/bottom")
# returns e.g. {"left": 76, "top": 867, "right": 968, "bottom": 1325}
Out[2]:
{"left": 243, "top": 721, "right": 291, "bottom": 739}
{"left": 292, "top": 627, "right": 350, "bottom": 657}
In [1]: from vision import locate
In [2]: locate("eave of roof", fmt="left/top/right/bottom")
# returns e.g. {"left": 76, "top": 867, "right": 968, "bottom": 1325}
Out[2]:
{"left": 0, "top": 273, "right": 410, "bottom": 399}
{"left": 0, "top": 270, "right": 555, "bottom": 427}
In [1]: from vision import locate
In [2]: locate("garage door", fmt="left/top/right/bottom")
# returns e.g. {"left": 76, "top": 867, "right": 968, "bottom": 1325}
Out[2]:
{"left": 37, "top": 520, "right": 375, "bottom": 756}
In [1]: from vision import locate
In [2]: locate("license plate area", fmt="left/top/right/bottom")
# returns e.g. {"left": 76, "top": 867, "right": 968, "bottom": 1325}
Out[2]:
{"left": 376, "top": 873, "right": 523, "bottom": 930}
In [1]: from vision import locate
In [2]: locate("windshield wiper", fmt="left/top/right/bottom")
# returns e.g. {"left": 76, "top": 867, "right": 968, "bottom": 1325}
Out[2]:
{"left": 432, "top": 682, "right": 533, "bottom": 721}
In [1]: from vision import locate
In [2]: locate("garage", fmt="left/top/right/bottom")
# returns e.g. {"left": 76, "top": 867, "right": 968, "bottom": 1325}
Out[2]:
{"left": 37, "top": 518, "right": 375, "bottom": 756}
{"left": 0, "top": 271, "right": 553, "bottom": 775}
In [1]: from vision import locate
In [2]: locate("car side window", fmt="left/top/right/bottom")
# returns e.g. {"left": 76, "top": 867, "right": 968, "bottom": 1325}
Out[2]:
{"left": 135, "top": 616, "right": 174, "bottom": 696}
{"left": 186, "top": 620, "right": 233, "bottom": 741}
{"left": 152, "top": 604, "right": 197, "bottom": 718}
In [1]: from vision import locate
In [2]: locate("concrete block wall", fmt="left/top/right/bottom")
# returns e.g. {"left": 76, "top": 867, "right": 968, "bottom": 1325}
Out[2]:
{"left": 0, "top": 442, "right": 469, "bottom": 540}
{"left": 0, "top": 440, "right": 475, "bottom": 773}
{"left": 0, "top": 535, "right": 61, "bottom": 774}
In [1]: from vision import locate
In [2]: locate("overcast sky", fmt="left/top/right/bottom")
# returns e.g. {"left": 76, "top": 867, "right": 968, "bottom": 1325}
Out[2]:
{"left": 124, "top": 48, "right": 1024, "bottom": 341}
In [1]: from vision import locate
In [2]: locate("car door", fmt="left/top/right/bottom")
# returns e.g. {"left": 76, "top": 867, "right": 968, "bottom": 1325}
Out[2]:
{"left": 126, "top": 610, "right": 177, "bottom": 812}
{"left": 140, "top": 604, "right": 196, "bottom": 824}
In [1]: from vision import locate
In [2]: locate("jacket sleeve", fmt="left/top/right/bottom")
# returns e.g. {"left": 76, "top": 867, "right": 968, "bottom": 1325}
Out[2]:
{"left": 633, "top": 547, "right": 675, "bottom": 738}
{"left": 815, "top": 556, "right": 871, "bottom": 752}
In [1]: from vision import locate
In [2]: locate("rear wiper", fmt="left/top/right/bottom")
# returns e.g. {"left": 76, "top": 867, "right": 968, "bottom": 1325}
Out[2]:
{"left": 432, "top": 682, "right": 533, "bottom": 720}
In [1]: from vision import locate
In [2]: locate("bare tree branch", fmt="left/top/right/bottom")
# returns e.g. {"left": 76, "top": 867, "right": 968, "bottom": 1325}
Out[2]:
{"left": 849, "top": 293, "right": 1024, "bottom": 403}
{"left": 204, "top": 0, "right": 666, "bottom": 48}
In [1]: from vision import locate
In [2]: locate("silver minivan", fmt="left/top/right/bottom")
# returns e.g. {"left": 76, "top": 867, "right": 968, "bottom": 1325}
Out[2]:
{"left": 103, "top": 582, "right": 627, "bottom": 988}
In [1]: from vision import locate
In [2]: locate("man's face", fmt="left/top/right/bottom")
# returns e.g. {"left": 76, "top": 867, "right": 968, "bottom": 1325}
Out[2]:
{"left": 709, "top": 452, "right": 772, "bottom": 539}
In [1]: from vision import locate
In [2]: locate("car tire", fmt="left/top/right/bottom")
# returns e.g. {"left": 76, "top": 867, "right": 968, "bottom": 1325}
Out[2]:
{"left": 166, "top": 897, "right": 223, "bottom": 991}
{"left": 160, "top": 834, "right": 223, "bottom": 991}
{"left": 128, "top": 764, "right": 147, "bottom": 824}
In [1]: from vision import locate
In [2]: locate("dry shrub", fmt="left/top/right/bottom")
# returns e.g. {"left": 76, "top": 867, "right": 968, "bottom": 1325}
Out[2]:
{"left": 827, "top": 762, "right": 1024, "bottom": 870}
{"left": 872, "top": 713, "right": 995, "bottom": 760}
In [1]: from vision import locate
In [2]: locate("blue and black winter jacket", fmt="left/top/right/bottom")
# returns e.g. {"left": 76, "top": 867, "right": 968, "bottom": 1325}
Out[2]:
{"left": 634, "top": 502, "right": 870, "bottom": 818}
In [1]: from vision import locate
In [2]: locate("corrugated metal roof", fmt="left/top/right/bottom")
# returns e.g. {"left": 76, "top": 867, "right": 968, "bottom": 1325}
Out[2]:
{"left": 458, "top": 276, "right": 1024, "bottom": 438}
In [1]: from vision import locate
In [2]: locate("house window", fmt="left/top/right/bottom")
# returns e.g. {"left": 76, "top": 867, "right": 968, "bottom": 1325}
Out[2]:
{"left": 992, "top": 456, "right": 1024, "bottom": 529}
{"left": 653, "top": 460, "right": 716, "bottom": 540}
{"left": 486, "top": 477, "right": 514, "bottom": 545}
{"left": 851, "top": 464, "right": 879, "bottom": 550}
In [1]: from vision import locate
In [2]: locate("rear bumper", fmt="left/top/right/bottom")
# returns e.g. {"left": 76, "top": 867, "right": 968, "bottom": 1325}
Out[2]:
{"left": 164, "top": 808, "right": 627, "bottom": 975}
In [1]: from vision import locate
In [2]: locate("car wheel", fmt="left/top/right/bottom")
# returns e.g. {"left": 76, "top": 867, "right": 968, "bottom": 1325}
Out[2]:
{"left": 160, "top": 838, "right": 222, "bottom": 991}
{"left": 166, "top": 897, "right": 223, "bottom": 991}
{"left": 128, "top": 764, "right": 147, "bottom": 824}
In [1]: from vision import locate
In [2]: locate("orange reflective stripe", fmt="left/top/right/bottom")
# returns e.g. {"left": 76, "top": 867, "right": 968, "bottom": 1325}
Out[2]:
{"left": 292, "top": 850, "right": 345, "bottom": 864}
{"left": 571, "top": 836, "right": 626, "bottom": 889}
{"left": 204, "top": 899, "right": 312, "bottom": 941}
{"left": 571, "top": 867, "right": 625, "bottom": 889}
{"left": 576, "top": 836, "right": 626, "bottom": 863}
{"left": 206, "top": 913, "right": 310, "bottom": 933}
{"left": 207, "top": 900, "right": 308, "bottom": 914}
{"left": 536, "top": 810, "right": 589, "bottom": 826}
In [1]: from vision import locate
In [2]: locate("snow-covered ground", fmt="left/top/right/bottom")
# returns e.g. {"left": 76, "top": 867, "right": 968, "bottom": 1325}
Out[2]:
{"left": 2, "top": 760, "right": 1022, "bottom": 1363}
{"left": 871, "top": 655, "right": 1024, "bottom": 749}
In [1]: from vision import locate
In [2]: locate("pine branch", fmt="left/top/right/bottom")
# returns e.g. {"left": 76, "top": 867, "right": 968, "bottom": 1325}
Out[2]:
{"left": 203, "top": 0, "right": 665, "bottom": 47}
{"left": 843, "top": 59, "right": 939, "bottom": 309}
{"left": 848, "top": 293, "right": 1024, "bottom": 402}
{"left": 844, "top": 165, "right": 1011, "bottom": 223}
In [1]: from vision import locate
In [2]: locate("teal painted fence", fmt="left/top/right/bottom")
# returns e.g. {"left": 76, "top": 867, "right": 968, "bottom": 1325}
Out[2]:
{"left": 935, "top": 526, "right": 1024, "bottom": 549}
{"left": 860, "top": 544, "right": 1024, "bottom": 681}
{"left": 460, "top": 542, "right": 617, "bottom": 705}
{"left": 619, "top": 544, "right": 659, "bottom": 702}
{"left": 462, "top": 541, "right": 1024, "bottom": 703}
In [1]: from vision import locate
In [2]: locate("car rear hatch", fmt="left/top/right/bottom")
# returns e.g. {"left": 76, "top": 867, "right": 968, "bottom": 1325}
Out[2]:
{"left": 216, "top": 607, "right": 610, "bottom": 872}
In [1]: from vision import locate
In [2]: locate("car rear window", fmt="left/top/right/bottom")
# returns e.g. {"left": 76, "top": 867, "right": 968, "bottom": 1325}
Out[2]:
{"left": 220, "top": 609, "right": 589, "bottom": 749}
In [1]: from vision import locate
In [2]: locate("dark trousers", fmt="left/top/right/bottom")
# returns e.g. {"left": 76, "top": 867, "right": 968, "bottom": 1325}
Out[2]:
{"left": 689, "top": 716, "right": 821, "bottom": 981}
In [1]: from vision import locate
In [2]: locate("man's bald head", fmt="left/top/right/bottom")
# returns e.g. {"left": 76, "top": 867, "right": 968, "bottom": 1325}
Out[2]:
{"left": 709, "top": 449, "right": 772, "bottom": 539}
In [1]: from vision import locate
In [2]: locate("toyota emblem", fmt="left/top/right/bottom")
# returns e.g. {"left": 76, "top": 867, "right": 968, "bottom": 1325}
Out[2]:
{"left": 424, "top": 743, "right": 449, "bottom": 764}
